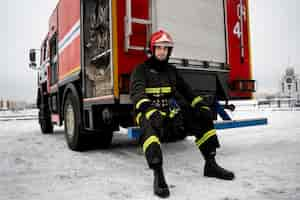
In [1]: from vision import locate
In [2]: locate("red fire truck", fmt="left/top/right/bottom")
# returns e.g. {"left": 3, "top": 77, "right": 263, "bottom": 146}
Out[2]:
{"left": 29, "top": 0, "right": 255, "bottom": 151}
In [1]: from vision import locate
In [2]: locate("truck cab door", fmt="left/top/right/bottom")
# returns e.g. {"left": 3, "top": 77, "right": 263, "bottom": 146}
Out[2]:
{"left": 49, "top": 34, "right": 58, "bottom": 86}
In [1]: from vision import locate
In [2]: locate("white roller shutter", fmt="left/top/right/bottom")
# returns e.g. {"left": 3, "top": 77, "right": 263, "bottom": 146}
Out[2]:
{"left": 152, "top": 0, "right": 227, "bottom": 63}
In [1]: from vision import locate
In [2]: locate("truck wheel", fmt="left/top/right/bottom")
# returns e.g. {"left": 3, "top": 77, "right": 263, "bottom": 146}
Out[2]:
{"left": 39, "top": 110, "right": 53, "bottom": 134}
{"left": 64, "top": 92, "right": 84, "bottom": 151}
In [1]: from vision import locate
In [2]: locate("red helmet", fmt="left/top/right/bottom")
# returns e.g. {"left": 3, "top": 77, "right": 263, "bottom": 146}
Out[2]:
{"left": 149, "top": 30, "right": 174, "bottom": 53}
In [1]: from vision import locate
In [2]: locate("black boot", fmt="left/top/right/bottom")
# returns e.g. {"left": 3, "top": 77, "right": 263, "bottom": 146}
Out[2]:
{"left": 153, "top": 167, "right": 170, "bottom": 198}
{"left": 204, "top": 157, "right": 235, "bottom": 180}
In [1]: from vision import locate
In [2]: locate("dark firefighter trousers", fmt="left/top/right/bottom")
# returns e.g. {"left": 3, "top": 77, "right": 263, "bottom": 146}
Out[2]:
{"left": 138, "top": 105, "right": 220, "bottom": 169}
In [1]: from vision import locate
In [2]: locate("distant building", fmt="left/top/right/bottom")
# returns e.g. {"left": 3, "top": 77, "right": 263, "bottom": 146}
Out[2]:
{"left": 0, "top": 97, "right": 36, "bottom": 111}
{"left": 279, "top": 67, "right": 300, "bottom": 102}
{"left": 0, "top": 99, "right": 19, "bottom": 111}
{"left": 0, "top": 99, "right": 8, "bottom": 111}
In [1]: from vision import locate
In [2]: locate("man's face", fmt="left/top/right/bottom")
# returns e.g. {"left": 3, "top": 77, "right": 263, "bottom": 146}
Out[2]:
{"left": 154, "top": 46, "right": 169, "bottom": 61}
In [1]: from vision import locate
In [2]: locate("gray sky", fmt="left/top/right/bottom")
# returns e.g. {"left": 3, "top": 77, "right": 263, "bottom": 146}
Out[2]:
{"left": 249, "top": 0, "right": 300, "bottom": 94}
{"left": 1, "top": 0, "right": 58, "bottom": 102}
{"left": 1, "top": 0, "right": 299, "bottom": 102}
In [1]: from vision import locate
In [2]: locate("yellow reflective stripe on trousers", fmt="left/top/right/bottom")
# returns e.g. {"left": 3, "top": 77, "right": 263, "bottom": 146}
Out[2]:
{"left": 136, "top": 112, "right": 142, "bottom": 125}
{"left": 195, "top": 129, "right": 216, "bottom": 148}
{"left": 136, "top": 98, "right": 151, "bottom": 109}
{"left": 145, "top": 109, "right": 157, "bottom": 120}
{"left": 191, "top": 96, "right": 203, "bottom": 107}
{"left": 143, "top": 135, "right": 161, "bottom": 153}
{"left": 145, "top": 87, "right": 171, "bottom": 94}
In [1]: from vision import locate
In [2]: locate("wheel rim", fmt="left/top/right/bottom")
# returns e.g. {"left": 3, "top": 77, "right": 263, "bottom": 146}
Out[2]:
{"left": 65, "top": 103, "right": 75, "bottom": 140}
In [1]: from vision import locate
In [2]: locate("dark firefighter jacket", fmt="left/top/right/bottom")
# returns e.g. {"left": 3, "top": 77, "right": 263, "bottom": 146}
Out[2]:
{"left": 130, "top": 56, "right": 205, "bottom": 124}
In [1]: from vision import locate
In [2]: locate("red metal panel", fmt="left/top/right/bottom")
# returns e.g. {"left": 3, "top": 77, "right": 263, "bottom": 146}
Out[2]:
{"left": 58, "top": 0, "right": 80, "bottom": 41}
{"left": 58, "top": 0, "right": 81, "bottom": 81}
{"left": 116, "top": 0, "right": 148, "bottom": 76}
{"left": 59, "top": 36, "right": 81, "bottom": 80}
{"left": 227, "top": 0, "right": 253, "bottom": 99}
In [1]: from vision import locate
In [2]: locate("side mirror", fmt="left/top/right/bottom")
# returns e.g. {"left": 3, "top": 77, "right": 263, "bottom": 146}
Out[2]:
{"left": 29, "top": 49, "right": 38, "bottom": 69}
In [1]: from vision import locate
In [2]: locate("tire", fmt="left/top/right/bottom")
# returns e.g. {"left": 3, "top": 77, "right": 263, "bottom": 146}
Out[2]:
{"left": 39, "top": 110, "right": 53, "bottom": 134}
{"left": 63, "top": 92, "right": 85, "bottom": 151}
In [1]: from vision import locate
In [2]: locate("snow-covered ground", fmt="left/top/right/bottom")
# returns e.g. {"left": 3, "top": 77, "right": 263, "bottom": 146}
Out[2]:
{"left": 0, "top": 107, "right": 299, "bottom": 200}
{"left": 0, "top": 109, "right": 38, "bottom": 121}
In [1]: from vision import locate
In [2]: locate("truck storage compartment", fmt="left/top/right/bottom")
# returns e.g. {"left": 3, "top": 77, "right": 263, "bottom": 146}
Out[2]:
{"left": 84, "top": 0, "right": 112, "bottom": 98}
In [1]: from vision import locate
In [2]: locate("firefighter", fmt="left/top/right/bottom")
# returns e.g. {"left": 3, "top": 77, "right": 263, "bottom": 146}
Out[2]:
{"left": 130, "top": 30, "right": 235, "bottom": 198}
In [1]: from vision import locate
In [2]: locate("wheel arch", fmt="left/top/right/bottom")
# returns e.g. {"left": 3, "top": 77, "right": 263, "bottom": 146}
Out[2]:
{"left": 61, "top": 83, "right": 82, "bottom": 123}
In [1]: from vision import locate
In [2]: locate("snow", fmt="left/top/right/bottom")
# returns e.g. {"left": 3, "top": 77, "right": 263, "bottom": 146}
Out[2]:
{"left": 0, "top": 109, "right": 38, "bottom": 117}
{"left": 0, "top": 109, "right": 38, "bottom": 121}
{"left": 0, "top": 107, "right": 299, "bottom": 200}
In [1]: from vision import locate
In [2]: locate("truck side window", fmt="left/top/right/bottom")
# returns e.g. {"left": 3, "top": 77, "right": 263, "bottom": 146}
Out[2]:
{"left": 43, "top": 42, "right": 47, "bottom": 61}
{"left": 50, "top": 35, "right": 58, "bottom": 85}
{"left": 40, "top": 42, "right": 47, "bottom": 65}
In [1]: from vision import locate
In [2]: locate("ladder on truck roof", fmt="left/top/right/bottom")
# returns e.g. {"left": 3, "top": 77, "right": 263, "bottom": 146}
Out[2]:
{"left": 124, "top": 0, "right": 153, "bottom": 52}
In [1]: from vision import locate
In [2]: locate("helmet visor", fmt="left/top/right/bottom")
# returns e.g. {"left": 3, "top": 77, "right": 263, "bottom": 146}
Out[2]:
{"left": 153, "top": 41, "right": 174, "bottom": 48}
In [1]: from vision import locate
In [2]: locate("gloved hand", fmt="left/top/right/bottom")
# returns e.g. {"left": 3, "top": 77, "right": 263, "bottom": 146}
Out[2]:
{"left": 195, "top": 103, "right": 210, "bottom": 111}
{"left": 194, "top": 103, "right": 213, "bottom": 121}
{"left": 139, "top": 100, "right": 152, "bottom": 112}
{"left": 149, "top": 110, "right": 165, "bottom": 130}
{"left": 193, "top": 96, "right": 210, "bottom": 111}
